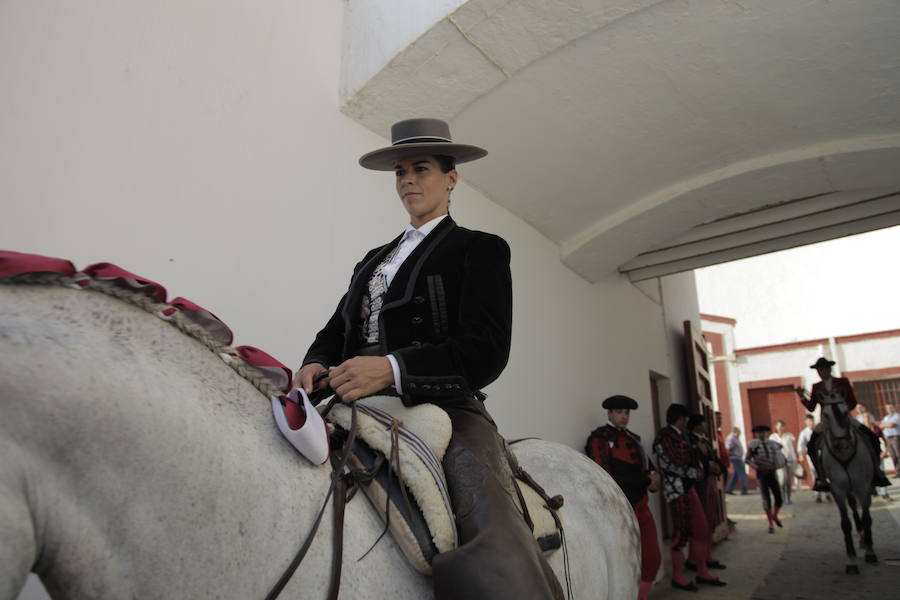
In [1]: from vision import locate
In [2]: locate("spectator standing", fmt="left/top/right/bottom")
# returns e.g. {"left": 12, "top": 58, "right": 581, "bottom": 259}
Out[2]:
{"left": 746, "top": 424, "right": 786, "bottom": 533}
{"left": 586, "top": 395, "right": 662, "bottom": 600}
{"left": 769, "top": 420, "right": 798, "bottom": 505}
{"left": 797, "top": 414, "right": 830, "bottom": 503}
{"left": 880, "top": 404, "right": 900, "bottom": 475}
{"left": 855, "top": 403, "right": 870, "bottom": 424}
{"left": 724, "top": 427, "right": 748, "bottom": 495}
{"left": 715, "top": 412, "right": 730, "bottom": 480}
{"left": 862, "top": 413, "right": 893, "bottom": 502}
{"left": 653, "top": 404, "right": 727, "bottom": 591}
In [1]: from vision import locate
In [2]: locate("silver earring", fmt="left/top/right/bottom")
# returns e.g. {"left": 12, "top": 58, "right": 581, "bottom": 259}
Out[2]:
{"left": 447, "top": 186, "right": 454, "bottom": 191}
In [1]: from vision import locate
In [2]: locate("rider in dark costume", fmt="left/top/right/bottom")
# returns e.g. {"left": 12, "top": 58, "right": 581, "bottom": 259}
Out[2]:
{"left": 796, "top": 357, "right": 891, "bottom": 492}
{"left": 295, "top": 118, "right": 563, "bottom": 600}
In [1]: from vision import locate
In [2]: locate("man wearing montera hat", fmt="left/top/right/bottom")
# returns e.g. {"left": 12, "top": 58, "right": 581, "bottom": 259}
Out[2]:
{"left": 653, "top": 404, "right": 727, "bottom": 591}
{"left": 745, "top": 424, "right": 786, "bottom": 533}
{"left": 586, "top": 395, "right": 661, "bottom": 600}
{"left": 794, "top": 357, "right": 891, "bottom": 492}
{"left": 293, "top": 118, "right": 563, "bottom": 599}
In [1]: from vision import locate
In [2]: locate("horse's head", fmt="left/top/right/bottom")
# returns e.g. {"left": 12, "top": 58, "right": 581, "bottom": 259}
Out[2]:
{"left": 820, "top": 392, "right": 851, "bottom": 438}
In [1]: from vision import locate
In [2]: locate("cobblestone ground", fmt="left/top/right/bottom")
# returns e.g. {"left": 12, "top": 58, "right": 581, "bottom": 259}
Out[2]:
{"left": 650, "top": 483, "right": 900, "bottom": 599}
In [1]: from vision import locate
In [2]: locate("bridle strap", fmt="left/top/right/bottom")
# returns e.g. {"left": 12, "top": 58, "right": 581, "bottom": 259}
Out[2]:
{"left": 265, "top": 397, "right": 358, "bottom": 600}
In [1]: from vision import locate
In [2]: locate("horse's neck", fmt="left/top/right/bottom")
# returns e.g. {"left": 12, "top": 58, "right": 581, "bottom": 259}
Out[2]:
{"left": 1, "top": 283, "right": 275, "bottom": 463}
{"left": 0, "top": 285, "right": 323, "bottom": 596}
{"left": 822, "top": 403, "right": 850, "bottom": 439}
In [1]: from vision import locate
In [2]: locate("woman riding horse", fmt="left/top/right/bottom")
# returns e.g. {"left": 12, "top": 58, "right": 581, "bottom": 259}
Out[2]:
{"left": 292, "top": 118, "right": 564, "bottom": 599}
{"left": 796, "top": 357, "right": 890, "bottom": 492}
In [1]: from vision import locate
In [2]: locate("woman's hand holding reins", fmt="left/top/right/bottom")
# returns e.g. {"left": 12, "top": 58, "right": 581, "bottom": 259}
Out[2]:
{"left": 293, "top": 363, "right": 329, "bottom": 395}
{"left": 328, "top": 356, "right": 394, "bottom": 403}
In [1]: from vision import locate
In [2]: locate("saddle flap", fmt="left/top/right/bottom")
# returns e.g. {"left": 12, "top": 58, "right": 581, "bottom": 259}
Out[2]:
{"left": 326, "top": 396, "right": 458, "bottom": 554}
{"left": 347, "top": 440, "right": 437, "bottom": 575}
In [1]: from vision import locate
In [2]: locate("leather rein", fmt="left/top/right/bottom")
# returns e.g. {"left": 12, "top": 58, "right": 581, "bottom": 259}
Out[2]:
{"left": 264, "top": 373, "right": 356, "bottom": 600}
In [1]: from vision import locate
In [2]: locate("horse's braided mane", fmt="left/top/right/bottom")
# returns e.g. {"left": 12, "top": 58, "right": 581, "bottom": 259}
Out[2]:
{"left": 2, "top": 272, "right": 284, "bottom": 398}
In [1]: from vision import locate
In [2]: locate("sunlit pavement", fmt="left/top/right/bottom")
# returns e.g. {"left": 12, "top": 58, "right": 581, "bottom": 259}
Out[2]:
{"left": 649, "top": 482, "right": 900, "bottom": 599}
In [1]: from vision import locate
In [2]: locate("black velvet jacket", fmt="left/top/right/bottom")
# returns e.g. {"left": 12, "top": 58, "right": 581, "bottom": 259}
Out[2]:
{"left": 302, "top": 216, "right": 512, "bottom": 406}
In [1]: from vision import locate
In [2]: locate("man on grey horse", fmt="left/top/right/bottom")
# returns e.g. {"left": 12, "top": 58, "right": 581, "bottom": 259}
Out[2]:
{"left": 796, "top": 357, "right": 891, "bottom": 492}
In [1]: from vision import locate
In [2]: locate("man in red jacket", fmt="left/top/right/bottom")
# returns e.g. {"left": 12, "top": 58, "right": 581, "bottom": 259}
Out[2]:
{"left": 586, "top": 395, "right": 661, "bottom": 600}
{"left": 796, "top": 357, "right": 890, "bottom": 491}
{"left": 715, "top": 411, "right": 730, "bottom": 481}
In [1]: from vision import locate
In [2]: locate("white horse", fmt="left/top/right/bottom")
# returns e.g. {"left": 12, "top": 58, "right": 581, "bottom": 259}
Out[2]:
{"left": 0, "top": 279, "right": 639, "bottom": 599}
{"left": 818, "top": 394, "right": 876, "bottom": 574}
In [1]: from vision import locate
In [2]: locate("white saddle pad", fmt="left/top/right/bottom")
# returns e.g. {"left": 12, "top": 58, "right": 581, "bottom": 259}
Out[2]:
{"left": 326, "top": 396, "right": 562, "bottom": 563}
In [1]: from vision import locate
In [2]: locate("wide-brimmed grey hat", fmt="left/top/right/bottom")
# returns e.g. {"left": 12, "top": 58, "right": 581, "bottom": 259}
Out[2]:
{"left": 810, "top": 357, "right": 836, "bottom": 369}
{"left": 359, "top": 118, "right": 487, "bottom": 171}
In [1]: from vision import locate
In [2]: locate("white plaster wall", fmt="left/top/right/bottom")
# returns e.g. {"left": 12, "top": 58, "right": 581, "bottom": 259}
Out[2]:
{"left": 661, "top": 272, "right": 703, "bottom": 408}
{"left": 838, "top": 337, "right": 900, "bottom": 374}
{"left": 2, "top": 2, "right": 699, "bottom": 594}
{"left": 1, "top": 0, "right": 699, "bottom": 449}
{"left": 737, "top": 347, "right": 825, "bottom": 388}
{"left": 734, "top": 337, "right": 900, "bottom": 388}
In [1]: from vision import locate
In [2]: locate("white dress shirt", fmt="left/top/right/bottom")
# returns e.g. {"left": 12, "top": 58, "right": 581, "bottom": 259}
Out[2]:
{"left": 797, "top": 427, "right": 814, "bottom": 454}
{"left": 769, "top": 432, "right": 797, "bottom": 462}
{"left": 380, "top": 215, "right": 447, "bottom": 288}
{"left": 383, "top": 215, "right": 448, "bottom": 392}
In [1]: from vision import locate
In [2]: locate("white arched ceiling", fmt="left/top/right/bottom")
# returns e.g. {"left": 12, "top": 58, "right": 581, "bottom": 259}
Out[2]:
{"left": 340, "top": 0, "right": 900, "bottom": 282}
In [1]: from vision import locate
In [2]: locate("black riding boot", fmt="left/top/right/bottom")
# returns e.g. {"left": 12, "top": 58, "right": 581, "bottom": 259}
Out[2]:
{"left": 807, "top": 432, "right": 830, "bottom": 492}
{"left": 861, "top": 426, "right": 892, "bottom": 488}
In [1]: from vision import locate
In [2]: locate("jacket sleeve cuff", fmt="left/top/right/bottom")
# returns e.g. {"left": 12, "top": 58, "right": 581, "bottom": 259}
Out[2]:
{"left": 386, "top": 354, "right": 402, "bottom": 394}
{"left": 392, "top": 351, "right": 470, "bottom": 406}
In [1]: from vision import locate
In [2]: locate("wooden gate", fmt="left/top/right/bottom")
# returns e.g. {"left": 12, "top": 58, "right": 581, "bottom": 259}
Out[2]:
{"left": 683, "top": 320, "right": 729, "bottom": 542}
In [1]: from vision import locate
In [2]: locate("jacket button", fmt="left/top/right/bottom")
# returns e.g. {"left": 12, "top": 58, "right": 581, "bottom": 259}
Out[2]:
{"left": 445, "top": 383, "right": 453, "bottom": 390}
{"left": 411, "top": 340, "right": 422, "bottom": 347}
{"left": 410, "top": 383, "right": 418, "bottom": 389}
{"left": 411, "top": 316, "right": 423, "bottom": 325}
{"left": 423, "top": 384, "right": 432, "bottom": 390}
{"left": 413, "top": 296, "right": 425, "bottom": 304}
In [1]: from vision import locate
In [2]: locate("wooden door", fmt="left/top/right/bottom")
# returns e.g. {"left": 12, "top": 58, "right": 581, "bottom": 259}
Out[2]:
{"left": 683, "top": 320, "right": 728, "bottom": 542}
{"left": 748, "top": 386, "right": 802, "bottom": 435}
{"left": 748, "top": 385, "right": 808, "bottom": 486}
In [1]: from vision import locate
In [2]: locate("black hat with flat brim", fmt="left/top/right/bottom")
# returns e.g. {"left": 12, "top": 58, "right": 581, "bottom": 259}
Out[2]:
{"left": 602, "top": 395, "right": 639, "bottom": 410}
{"left": 810, "top": 357, "right": 836, "bottom": 370}
{"left": 359, "top": 118, "right": 487, "bottom": 171}
{"left": 752, "top": 424, "right": 771, "bottom": 433}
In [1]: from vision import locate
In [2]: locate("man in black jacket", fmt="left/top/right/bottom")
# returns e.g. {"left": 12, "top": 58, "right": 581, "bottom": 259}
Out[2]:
{"left": 294, "top": 118, "right": 562, "bottom": 600}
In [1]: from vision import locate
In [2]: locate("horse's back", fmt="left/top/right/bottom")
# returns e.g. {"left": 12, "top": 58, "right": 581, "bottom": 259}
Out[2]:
{"left": 512, "top": 439, "right": 640, "bottom": 599}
